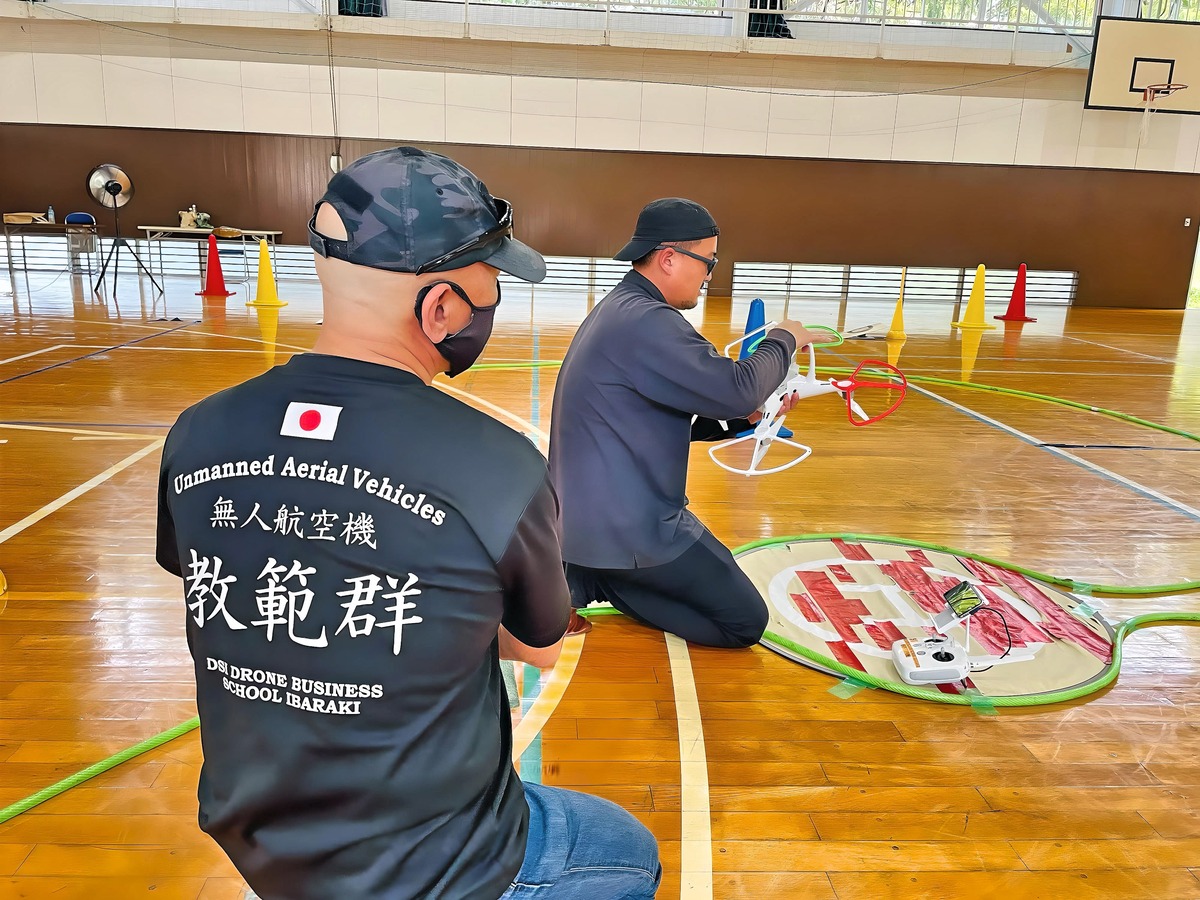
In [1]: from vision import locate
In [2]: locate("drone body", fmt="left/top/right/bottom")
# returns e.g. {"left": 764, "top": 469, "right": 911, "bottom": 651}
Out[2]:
{"left": 710, "top": 327, "right": 906, "bottom": 476}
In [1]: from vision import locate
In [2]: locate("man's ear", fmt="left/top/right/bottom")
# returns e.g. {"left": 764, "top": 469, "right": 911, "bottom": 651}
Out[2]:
{"left": 655, "top": 247, "right": 675, "bottom": 277}
{"left": 416, "top": 282, "right": 454, "bottom": 344}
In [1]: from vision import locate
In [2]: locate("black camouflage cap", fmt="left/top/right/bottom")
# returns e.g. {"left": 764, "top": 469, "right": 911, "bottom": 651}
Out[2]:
{"left": 308, "top": 146, "right": 546, "bottom": 283}
{"left": 614, "top": 198, "right": 719, "bottom": 262}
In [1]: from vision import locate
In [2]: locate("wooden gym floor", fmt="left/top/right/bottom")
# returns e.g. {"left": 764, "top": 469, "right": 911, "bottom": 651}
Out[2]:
{"left": 1, "top": 270, "right": 1199, "bottom": 899}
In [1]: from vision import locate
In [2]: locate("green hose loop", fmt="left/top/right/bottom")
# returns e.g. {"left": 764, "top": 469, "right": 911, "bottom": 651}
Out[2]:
{"left": 814, "top": 366, "right": 1200, "bottom": 444}
{"left": 736, "top": 534, "right": 1200, "bottom": 707}
{"left": 0, "top": 717, "right": 201, "bottom": 825}
{"left": 734, "top": 533, "right": 1200, "bottom": 596}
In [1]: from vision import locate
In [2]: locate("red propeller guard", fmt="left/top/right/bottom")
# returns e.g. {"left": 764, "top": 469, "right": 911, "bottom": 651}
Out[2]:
{"left": 830, "top": 359, "right": 907, "bottom": 426}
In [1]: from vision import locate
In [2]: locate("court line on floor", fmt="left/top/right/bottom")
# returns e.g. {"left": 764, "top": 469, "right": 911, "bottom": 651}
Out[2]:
{"left": 70, "top": 320, "right": 314, "bottom": 354}
{"left": 0, "top": 422, "right": 151, "bottom": 439}
{"left": 512, "top": 633, "right": 586, "bottom": 761}
{"left": 908, "top": 382, "right": 1200, "bottom": 522}
{"left": 72, "top": 435, "right": 162, "bottom": 441}
{"left": 0, "top": 345, "right": 72, "bottom": 367}
{"left": 2, "top": 420, "right": 170, "bottom": 430}
{"left": 0, "top": 322, "right": 200, "bottom": 387}
{"left": 437, "top": 381, "right": 549, "bottom": 448}
{"left": 1062, "top": 333, "right": 1176, "bottom": 364}
{"left": 665, "top": 633, "right": 713, "bottom": 900}
{"left": 67, "top": 344, "right": 275, "bottom": 354}
{"left": 0, "top": 440, "right": 164, "bottom": 545}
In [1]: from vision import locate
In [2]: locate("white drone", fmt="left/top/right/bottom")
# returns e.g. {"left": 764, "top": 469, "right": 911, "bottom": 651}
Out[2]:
{"left": 708, "top": 322, "right": 906, "bottom": 477}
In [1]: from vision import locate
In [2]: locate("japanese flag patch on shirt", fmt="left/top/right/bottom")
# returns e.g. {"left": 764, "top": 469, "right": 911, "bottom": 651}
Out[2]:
{"left": 281, "top": 402, "right": 342, "bottom": 440}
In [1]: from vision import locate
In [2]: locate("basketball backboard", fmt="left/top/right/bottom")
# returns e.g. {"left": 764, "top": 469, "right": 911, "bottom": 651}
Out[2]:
{"left": 1085, "top": 16, "right": 1200, "bottom": 115}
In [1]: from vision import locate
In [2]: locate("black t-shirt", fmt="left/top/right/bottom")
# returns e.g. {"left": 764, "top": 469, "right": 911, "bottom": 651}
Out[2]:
{"left": 156, "top": 353, "right": 569, "bottom": 900}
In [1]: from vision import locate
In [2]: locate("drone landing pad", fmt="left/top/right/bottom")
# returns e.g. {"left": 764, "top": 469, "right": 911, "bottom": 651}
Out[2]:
{"left": 738, "top": 538, "right": 1114, "bottom": 702}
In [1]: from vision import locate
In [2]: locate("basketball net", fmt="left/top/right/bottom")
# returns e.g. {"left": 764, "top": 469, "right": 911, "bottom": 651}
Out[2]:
{"left": 1140, "top": 83, "right": 1189, "bottom": 145}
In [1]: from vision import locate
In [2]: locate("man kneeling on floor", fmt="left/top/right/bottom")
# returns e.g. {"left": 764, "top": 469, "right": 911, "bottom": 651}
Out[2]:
{"left": 157, "top": 147, "right": 661, "bottom": 900}
{"left": 549, "top": 198, "right": 822, "bottom": 649}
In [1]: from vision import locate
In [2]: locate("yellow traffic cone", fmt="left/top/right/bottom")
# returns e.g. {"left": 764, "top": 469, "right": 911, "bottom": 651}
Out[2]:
{"left": 247, "top": 240, "right": 287, "bottom": 308}
{"left": 886, "top": 336, "right": 906, "bottom": 369}
{"left": 952, "top": 264, "right": 996, "bottom": 330}
{"left": 886, "top": 267, "right": 907, "bottom": 341}
{"left": 959, "top": 328, "right": 983, "bottom": 382}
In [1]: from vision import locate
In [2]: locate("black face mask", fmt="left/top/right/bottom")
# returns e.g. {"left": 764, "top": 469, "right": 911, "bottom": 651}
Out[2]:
{"left": 415, "top": 280, "right": 500, "bottom": 377}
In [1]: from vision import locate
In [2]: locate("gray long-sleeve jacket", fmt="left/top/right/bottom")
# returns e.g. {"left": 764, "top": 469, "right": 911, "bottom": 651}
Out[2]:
{"left": 548, "top": 270, "right": 796, "bottom": 569}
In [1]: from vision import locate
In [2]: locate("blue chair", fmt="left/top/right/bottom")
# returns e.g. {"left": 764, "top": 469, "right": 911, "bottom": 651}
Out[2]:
{"left": 64, "top": 212, "right": 98, "bottom": 273}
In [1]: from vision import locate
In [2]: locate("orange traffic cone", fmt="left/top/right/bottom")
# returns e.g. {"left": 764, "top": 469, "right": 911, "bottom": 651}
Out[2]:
{"left": 995, "top": 263, "right": 1036, "bottom": 322}
{"left": 196, "top": 234, "right": 235, "bottom": 298}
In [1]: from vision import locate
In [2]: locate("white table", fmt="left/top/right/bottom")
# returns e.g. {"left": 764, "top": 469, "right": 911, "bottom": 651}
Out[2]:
{"left": 138, "top": 226, "right": 284, "bottom": 287}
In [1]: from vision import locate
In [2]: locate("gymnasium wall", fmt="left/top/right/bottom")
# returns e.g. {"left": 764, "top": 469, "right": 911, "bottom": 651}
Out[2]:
{"left": 3, "top": 122, "right": 1199, "bottom": 307}
{"left": 2, "top": 5, "right": 1200, "bottom": 306}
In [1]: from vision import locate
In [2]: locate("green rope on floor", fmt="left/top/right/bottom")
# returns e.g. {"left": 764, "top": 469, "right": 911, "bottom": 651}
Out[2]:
{"left": 735, "top": 532, "right": 1200, "bottom": 595}
{"left": 0, "top": 717, "right": 200, "bottom": 825}
{"left": 470, "top": 357, "right": 1200, "bottom": 445}
{"left": 760, "top": 613, "right": 1200, "bottom": 708}
{"left": 813, "top": 366, "right": 1200, "bottom": 445}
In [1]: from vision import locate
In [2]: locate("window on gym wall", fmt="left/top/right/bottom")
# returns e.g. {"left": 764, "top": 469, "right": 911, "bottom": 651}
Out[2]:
{"left": 339, "top": 0, "right": 386, "bottom": 15}
{"left": 731, "top": 263, "right": 1078, "bottom": 306}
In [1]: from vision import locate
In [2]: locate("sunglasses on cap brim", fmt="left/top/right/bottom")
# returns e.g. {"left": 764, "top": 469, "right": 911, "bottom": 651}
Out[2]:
{"left": 309, "top": 197, "right": 514, "bottom": 276}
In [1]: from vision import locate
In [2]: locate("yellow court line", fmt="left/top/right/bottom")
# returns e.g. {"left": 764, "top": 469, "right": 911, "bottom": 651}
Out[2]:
{"left": 665, "top": 633, "right": 713, "bottom": 900}
{"left": 0, "top": 440, "right": 163, "bottom": 546}
{"left": 2, "top": 591, "right": 95, "bottom": 602}
{"left": 511, "top": 632, "right": 586, "bottom": 759}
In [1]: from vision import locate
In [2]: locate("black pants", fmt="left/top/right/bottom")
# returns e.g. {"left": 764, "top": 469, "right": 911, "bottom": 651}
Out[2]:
{"left": 565, "top": 529, "right": 769, "bottom": 649}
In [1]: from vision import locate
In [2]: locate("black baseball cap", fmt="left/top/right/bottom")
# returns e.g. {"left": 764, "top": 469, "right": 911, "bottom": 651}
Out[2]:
{"left": 308, "top": 146, "right": 546, "bottom": 283}
{"left": 614, "top": 198, "right": 719, "bottom": 262}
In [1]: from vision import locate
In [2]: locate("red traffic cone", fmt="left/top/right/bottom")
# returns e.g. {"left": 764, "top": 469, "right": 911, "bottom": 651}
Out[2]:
{"left": 995, "top": 263, "right": 1035, "bottom": 322}
{"left": 196, "top": 234, "right": 235, "bottom": 298}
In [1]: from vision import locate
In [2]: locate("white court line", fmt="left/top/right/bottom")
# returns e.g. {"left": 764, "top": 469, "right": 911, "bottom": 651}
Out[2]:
{"left": 436, "top": 381, "right": 549, "bottom": 449}
{"left": 72, "top": 435, "right": 164, "bottom": 441}
{"left": 0, "top": 440, "right": 163, "bottom": 545}
{"left": 1061, "top": 333, "right": 1175, "bottom": 364}
{"left": 66, "top": 344, "right": 271, "bottom": 355}
{"left": 665, "top": 633, "right": 713, "bottom": 900}
{"left": 0, "top": 344, "right": 71, "bottom": 366}
{"left": 95, "top": 320, "right": 314, "bottom": 354}
{"left": 0, "top": 422, "right": 141, "bottom": 439}
{"left": 68, "top": 332, "right": 544, "bottom": 446}
{"left": 511, "top": 632, "right": 586, "bottom": 759}
{"left": 910, "top": 382, "right": 1200, "bottom": 521}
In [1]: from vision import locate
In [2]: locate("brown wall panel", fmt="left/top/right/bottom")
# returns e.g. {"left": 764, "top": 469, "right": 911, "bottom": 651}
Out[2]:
{"left": 2, "top": 123, "right": 1198, "bottom": 307}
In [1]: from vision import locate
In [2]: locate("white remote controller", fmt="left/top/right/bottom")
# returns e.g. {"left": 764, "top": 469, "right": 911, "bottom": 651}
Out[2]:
{"left": 891, "top": 635, "right": 970, "bottom": 685}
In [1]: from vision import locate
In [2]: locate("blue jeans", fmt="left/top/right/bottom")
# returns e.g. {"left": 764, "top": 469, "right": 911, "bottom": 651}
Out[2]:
{"left": 501, "top": 783, "right": 662, "bottom": 899}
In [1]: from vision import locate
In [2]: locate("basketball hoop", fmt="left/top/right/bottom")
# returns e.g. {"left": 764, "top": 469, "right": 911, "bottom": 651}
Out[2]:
{"left": 1139, "top": 82, "right": 1189, "bottom": 144}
